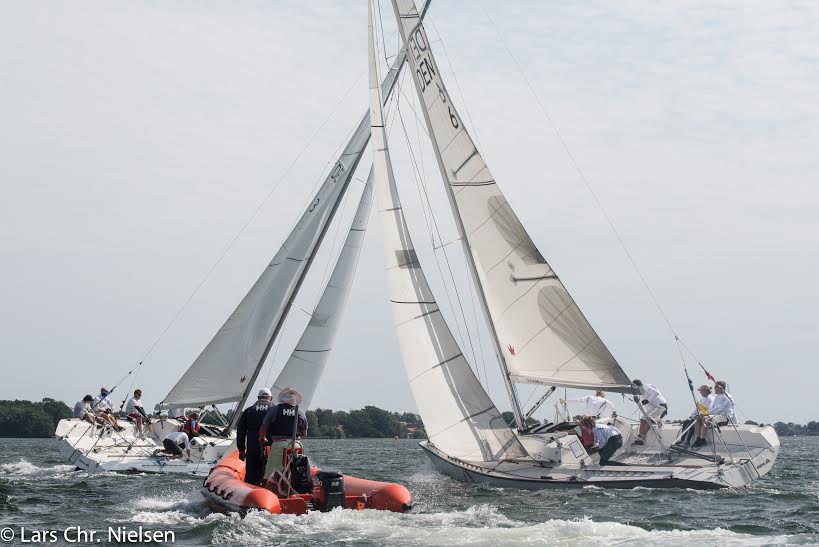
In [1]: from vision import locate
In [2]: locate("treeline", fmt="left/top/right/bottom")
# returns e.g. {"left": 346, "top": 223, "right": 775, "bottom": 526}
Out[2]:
{"left": 0, "top": 399, "right": 72, "bottom": 438}
{"left": 773, "top": 421, "right": 819, "bottom": 437}
{"left": 0, "top": 399, "right": 425, "bottom": 439}
{"left": 306, "top": 407, "right": 425, "bottom": 439}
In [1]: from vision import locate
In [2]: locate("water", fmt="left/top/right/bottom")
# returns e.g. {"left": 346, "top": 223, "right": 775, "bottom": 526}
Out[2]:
{"left": 1, "top": 437, "right": 817, "bottom": 546}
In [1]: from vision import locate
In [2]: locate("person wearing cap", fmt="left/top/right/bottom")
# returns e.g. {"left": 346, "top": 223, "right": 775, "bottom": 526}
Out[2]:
{"left": 236, "top": 388, "right": 274, "bottom": 485}
{"left": 631, "top": 379, "right": 668, "bottom": 445}
{"left": 692, "top": 381, "right": 736, "bottom": 448}
{"left": 93, "top": 387, "right": 124, "bottom": 431}
{"left": 259, "top": 388, "right": 308, "bottom": 483}
{"left": 73, "top": 395, "right": 97, "bottom": 425}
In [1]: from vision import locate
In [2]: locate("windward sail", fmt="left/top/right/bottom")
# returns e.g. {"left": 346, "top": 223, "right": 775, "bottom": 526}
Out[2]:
{"left": 369, "top": 3, "right": 527, "bottom": 462}
{"left": 391, "top": 0, "right": 632, "bottom": 393}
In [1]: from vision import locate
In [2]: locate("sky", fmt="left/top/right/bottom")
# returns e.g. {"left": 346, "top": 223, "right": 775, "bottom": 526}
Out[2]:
{"left": 1, "top": 1, "right": 817, "bottom": 424}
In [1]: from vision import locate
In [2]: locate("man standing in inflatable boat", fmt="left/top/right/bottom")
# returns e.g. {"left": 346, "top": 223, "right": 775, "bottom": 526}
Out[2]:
{"left": 258, "top": 388, "right": 308, "bottom": 484}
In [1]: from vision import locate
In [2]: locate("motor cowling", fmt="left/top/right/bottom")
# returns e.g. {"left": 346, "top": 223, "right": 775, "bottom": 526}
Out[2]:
{"left": 315, "top": 470, "right": 345, "bottom": 512}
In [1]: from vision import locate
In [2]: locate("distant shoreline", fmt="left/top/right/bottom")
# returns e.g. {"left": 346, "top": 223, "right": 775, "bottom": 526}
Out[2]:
{"left": 0, "top": 398, "right": 426, "bottom": 440}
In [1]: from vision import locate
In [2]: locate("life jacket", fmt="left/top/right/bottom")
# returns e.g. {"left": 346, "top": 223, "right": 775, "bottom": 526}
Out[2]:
{"left": 242, "top": 400, "right": 272, "bottom": 433}
{"left": 266, "top": 403, "right": 298, "bottom": 438}
{"left": 183, "top": 417, "right": 200, "bottom": 434}
{"left": 580, "top": 427, "right": 594, "bottom": 448}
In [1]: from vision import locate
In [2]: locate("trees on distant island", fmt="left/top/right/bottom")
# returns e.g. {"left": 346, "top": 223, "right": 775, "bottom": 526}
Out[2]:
{"left": 0, "top": 399, "right": 425, "bottom": 439}
{"left": 773, "top": 421, "right": 819, "bottom": 436}
{"left": 0, "top": 398, "right": 72, "bottom": 438}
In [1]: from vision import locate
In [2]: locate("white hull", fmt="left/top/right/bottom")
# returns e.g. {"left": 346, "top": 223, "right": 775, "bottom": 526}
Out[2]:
{"left": 54, "top": 418, "right": 235, "bottom": 476}
{"left": 420, "top": 421, "right": 779, "bottom": 490}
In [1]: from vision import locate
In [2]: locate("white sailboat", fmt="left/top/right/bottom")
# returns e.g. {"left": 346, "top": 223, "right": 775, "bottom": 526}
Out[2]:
{"left": 53, "top": 40, "right": 406, "bottom": 474}
{"left": 369, "top": 0, "right": 778, "bottom": 488}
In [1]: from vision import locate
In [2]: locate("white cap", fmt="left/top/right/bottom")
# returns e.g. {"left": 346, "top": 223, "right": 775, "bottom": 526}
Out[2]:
{"left": 257, "top": 388, "right": 272, "bottom": 398}
{"left": 277, "top": 388, "right": 302, "bottom": 406}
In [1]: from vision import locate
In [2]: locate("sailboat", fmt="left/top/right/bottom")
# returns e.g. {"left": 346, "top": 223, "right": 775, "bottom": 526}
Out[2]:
{"left": 52, "top": 27, "right": 420, "bottom": 474}
{"left": 368, "top": 0, "right": 778, "bottom": 488}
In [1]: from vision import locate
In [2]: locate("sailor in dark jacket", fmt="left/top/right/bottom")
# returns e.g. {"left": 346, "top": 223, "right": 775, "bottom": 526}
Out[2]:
{"left": 236, "top": 388, "right": 274, "bottom": 485}
{"left": 259, "top": 388, "right": 308, "bottom": 481}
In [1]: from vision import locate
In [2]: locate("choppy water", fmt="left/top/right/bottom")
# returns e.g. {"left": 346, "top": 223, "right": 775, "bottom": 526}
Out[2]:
{"left": 0, "top": 437, "right": 817, "bottom": 546}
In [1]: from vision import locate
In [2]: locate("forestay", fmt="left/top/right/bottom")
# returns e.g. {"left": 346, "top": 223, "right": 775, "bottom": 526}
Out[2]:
{"left": 161, "top": 46, "right": 411, "bottom": 409}
{"left": 391, "top": 0, "right": 632, "bottom": 393}
{"left": 272, "top": 180, "right": 373, "bottom": 410}
{"left": 369, "top": 2, "right": 526, "bottom": 462}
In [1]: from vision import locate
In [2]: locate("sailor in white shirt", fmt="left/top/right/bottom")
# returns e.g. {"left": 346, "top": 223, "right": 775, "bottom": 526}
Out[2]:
{"left": 560, "top": 391, "right": 616, "bottom": 419}
{"left": 73, "top": 395, "right": 96, "bottom": 424}
{"left": 157, "top": 431, "right": 190, "bottom": 460}
{"left": 692, "top": 381, "right": 735, "bottom": 448}
{"left": 125, "top": 389, "right": 151, "bottom": 434}
{"left": 631, "top": 379, "right": 668, "bottom": 445}
{"left": 92, "top": 387, "right": 123, "bottom": 431}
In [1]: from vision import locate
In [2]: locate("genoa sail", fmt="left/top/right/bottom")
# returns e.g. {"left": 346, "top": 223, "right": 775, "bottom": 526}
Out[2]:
{"left": 390, "top": 0, "right": 632, "bottom": 393}
{"left": 271, "top": 180, "right": 373, "bottom": 410}
{"left": 161, "top": 42, "right": 414, "bottom": 410}
{"left": 368, "top": 2, "right": 526, "bottom": 462}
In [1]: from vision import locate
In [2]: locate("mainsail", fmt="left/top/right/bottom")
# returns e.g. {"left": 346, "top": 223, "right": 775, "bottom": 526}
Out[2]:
{"left": 271, "top": 179, "right": 373, "bottom": 410}
{"left": 368, "top": 2, "right": 526, "bottom": 462}
{"left": 391, "top": 0, "right": 632, "bottom": 397}
{"left": 160, "top": 42, "right": 414, "bottom": 411}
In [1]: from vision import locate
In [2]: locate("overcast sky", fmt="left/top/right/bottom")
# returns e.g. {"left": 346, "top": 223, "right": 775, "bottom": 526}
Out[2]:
{"left": 1, "top": 1, "right": 817, "bottom": 424}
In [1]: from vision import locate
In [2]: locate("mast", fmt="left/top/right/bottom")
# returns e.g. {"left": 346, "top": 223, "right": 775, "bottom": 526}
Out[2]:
{"left": 368, "top": 1, "right": 526, "bottom": 460}
{"left": 389, "top": 0, "right": 525, "bottom": 429}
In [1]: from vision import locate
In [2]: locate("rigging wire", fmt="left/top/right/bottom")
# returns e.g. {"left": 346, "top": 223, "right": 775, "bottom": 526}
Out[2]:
{"left": 395, "top": 85, "right": 494, "bottom": 388}
{"left": 375, "top": 0, "right": 485, "bottom": 375}
{"left": 394, "top": 94, "right": 483, "bottom": 377}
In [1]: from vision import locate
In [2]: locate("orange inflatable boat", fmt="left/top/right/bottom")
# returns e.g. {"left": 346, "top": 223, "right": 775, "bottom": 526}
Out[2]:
{"left": 201, "top": 449, "right": 412, "bottom": 515}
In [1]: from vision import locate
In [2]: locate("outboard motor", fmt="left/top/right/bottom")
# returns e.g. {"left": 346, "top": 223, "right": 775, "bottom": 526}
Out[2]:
{"left": 315, "top": 470, "right": 345, "bottom": 512}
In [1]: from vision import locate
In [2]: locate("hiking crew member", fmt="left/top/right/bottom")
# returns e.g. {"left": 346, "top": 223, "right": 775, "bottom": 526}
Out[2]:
{"left": 73, "top": 395, "right": 96, "bottom": 424}
{"left": 561, "top": 391, "right": 616, "bottom": 419}
{"left": 581, "top": 416, "right": 624, "bottom": 466}
{"left": 183, "top": 412, "right": 201, "bottom": 438}
{"left": 237, "top": 388, "right": 274, "bottom": 486}
{"left": 258, "top": 388, "right": 308, "bottom": 482}
{"left": 93, "top": 387, "right": 123, "bottom": 431}
{"left": 691, "top": 380, "right": 736, "bottom": 448}
{"left": 125, "top": 389, "right": 151, "bottom": 434}
{"left": 679, "top": 384, "right": 714, "bottom": 447}
{"left": 631, "top": 379, "right": 667, "bottom": 445}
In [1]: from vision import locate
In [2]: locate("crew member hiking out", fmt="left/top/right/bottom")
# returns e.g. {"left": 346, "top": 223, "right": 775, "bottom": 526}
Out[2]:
{"left": 236, "top": 388, "right": 274, "bottom": 486}
{"left": 258, "top": 388, "right": 308, "bottom": 483}
{"left": 631, "top": 379, "right": 668, "bottom": 445}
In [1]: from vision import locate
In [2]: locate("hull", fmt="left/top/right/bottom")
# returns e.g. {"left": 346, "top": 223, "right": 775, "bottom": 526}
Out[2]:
{"left": 420, "top": 421, "right": 779, "bottom": 490}
{"left": 201, "top": 449, "right": 412, "bottom": 515}
{"left": 54, "top": 418, "right": 235, "bottom": 476}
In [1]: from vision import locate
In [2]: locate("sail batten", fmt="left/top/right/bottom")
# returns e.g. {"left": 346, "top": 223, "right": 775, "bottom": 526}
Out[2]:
{"left": 369, "top": 1, "right": 526, "bottom": 462}
{"left": 391, "top": 0, "right": 632, "bottom": 398}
